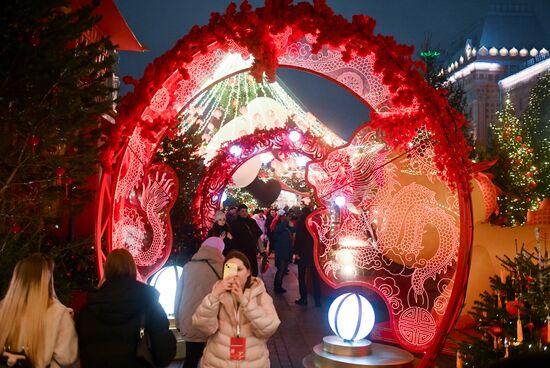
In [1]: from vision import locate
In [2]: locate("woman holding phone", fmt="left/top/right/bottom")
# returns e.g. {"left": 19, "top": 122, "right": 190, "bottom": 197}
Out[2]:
{"left": 192, "top": 250, "right": 280, "bottom": 367}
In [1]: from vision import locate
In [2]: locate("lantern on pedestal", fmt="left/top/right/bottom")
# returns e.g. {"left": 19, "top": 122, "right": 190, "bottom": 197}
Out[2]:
{"left": 303, "top": 292, "right": 414, "bottom": 367}
{"left": 148, "top": 265, "right": 183, "bottom": 317}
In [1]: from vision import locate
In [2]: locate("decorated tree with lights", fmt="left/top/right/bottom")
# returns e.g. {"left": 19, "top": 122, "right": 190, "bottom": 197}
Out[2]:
{"left": 458, "top": 233, "right": 550, "bottom": 367}
{"left": 490, "top": 97, "right": 539, "bottom": 225}
{"left": 0, "top": 0, "right": 116, "bottom": 294}
{"left": 490, "top": 72, "right": 550, "bottom": 227}
{"left": 523, "top": 73, "right": 550, "bottom": 198}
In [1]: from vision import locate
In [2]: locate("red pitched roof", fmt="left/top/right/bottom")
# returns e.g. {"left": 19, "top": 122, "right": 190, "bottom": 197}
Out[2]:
{"left": 71, "top": 0, "right": 145, "bottom": 52}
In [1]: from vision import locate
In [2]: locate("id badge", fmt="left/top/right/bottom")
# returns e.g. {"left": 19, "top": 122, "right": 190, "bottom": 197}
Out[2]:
{"left": 230, "top": 337, "right": 246, "bottom": 360}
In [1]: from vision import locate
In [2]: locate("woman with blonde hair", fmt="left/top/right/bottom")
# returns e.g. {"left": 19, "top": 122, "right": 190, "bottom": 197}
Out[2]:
{"left": 76, "top": 248, "right": 176, "bottom": 368}
{"left": 0, "top": 253, "right": 78, "bottom": 368}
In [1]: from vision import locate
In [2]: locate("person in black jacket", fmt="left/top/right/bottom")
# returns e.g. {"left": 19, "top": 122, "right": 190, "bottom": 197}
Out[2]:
{"left": 229, "top": 204, "right": 262, "bottom": 276}
{"left": 76, "top": 249, "right": 176, "bottom": 368}
{"left": 293, "top": 206, "right": 321, "bottom": 307}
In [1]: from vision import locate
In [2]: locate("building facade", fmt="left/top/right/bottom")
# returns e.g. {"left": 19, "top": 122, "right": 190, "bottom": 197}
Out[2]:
{"left": 444, "top": 3, "right": 549, "bottom": 148}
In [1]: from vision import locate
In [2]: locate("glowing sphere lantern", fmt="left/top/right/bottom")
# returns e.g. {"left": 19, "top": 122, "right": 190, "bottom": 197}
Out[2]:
{"left": 328, "top": 293, "right": 375, "bottom": 342}
{"left": 148, "top": 265, "right": 183, "bottom": 317}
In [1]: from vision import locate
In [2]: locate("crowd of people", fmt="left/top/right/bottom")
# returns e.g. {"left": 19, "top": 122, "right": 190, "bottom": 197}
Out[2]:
{"left": 0, "top": 202, "right": 320, "bottom": 368}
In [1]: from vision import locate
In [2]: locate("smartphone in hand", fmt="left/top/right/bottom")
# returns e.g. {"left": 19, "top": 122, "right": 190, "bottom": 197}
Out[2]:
{"left": 223, "top": 262, "right": 238, "bottom": 279}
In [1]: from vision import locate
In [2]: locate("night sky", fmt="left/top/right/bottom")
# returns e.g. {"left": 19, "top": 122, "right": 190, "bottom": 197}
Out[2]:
{"left": 115, "top": 0, "right": 550, "bottom": 140}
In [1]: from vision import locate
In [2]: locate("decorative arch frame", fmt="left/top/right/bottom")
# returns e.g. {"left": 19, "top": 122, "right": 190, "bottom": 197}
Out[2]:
{"left": 193, "top": 127, "right": 330, "bottom": 232}
{"left": 96, "top": 1, "right": 473, "bottom": 365}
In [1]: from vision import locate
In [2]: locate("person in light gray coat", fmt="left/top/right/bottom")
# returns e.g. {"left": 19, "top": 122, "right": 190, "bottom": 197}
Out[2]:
{"left": 175, "top": 232, "right": 225, "bottom": 368}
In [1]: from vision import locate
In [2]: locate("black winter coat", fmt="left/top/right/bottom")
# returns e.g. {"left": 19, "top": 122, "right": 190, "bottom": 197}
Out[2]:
{"left": 229, "top": 216, "right": 262, "bottom": 256}
{"left": 293, "top": 208, "right": 315, "bottom": 265}
{"left": 76, "top": 277, "right": 176, "bottom": 368}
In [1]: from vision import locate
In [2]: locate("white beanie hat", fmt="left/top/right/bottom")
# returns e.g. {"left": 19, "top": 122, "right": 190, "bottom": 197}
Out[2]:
{"left": 201, "top": 236, "right": 225, "bottom": 253}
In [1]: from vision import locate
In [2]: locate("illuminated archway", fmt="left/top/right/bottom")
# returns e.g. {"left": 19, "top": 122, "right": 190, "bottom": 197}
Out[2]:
{"left": 96, "top": 1, "right": 473, "bottom": 364}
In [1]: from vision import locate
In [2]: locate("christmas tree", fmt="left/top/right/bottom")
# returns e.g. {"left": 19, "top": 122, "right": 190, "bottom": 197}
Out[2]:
{"left": 489, "top": 73, "right": 550, "bottom": 226}
{"left": 490, "top": 97, "right": 538, "bottom": 226}
{"left": 523, "top": 73, "right": 550, "bottom": 201}
{"left": 458, "top": 231, "right": 550, "bottom": 367}
{"left": 0, "top": 0, "right": 116, "bottom": 296}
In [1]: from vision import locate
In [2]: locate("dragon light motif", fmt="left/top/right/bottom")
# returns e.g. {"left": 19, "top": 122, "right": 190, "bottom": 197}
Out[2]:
{"left": 306, "top": 127, "right": 460, "bottom": 352}
{"left": 112, "top": 163, "right": 178, "bottom": 280}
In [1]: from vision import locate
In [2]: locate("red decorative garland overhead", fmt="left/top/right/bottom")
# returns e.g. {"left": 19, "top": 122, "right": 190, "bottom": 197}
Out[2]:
{"left": 101, "top": 0, "right": 472, "bottom": 194}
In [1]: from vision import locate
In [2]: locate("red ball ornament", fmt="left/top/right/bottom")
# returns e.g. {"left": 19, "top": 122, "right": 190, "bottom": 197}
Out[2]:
{"left": 529, "top": 182, "right": 537, "bottom": 189}
{"left": 55, "top": 167, "right": 65, "bottom": 177}
{"left": 55, "top": 167, "right": 65, "bottom": 186}
{"left": 65, "top": 145, "right": 78, "bottom": 155}
{"left": 10, "top": 223, "right": 22, "bottom": 234}
{"left": 29, "top": 34, "right": 40, "bottom": 46}
{"left": 489, "top": 326, "right": 503, "bottom": 336}
{"left": 28, "top": 135, "right": 41, "bottom": 154}
{"left": 506, "top": 300, "right": 524, "bottom": 316}
{"left": 526, "top": 322, "right": 535, "bottom": 332}
{"left": 515, "top": 135, "right": 523, "bottom": 142}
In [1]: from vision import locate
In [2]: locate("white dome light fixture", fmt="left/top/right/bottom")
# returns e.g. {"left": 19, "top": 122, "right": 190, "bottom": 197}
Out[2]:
{"left": 260, "top": 152, "right": 274, "bottom": 164}
{"left": 295, "top": 155, "right": 308, "bottom": 167}
{"left": 229, "top": 145, "right": 242, "bottom": 157}
{"left": 334, "top": 195, "right": 346, "bottom": 207}
{"left": 288, "top": 130, "right": 302, "bottom": 142}
{"left": 328, "top": 293, "right": 375, "bottom": 342}
{"left": 149, "top": 265, "right": 183, "bottom": 317}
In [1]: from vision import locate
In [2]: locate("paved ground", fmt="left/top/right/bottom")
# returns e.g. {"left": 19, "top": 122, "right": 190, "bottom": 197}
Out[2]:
{"left": 170, "top": 258, "right": 455, "bottom": 368}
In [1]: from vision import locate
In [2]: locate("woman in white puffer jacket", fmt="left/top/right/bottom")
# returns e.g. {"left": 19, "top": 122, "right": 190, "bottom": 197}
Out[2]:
{"left": 192, "top": 250, "right": 280, "bottom": 368}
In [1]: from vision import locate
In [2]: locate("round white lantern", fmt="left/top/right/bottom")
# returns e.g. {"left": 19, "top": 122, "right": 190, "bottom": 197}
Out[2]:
{"left": 149, "top": 265, "right": 183, "bottom": 317}
{"left": 328, "top": 293, "right": 375, "bottom": 341}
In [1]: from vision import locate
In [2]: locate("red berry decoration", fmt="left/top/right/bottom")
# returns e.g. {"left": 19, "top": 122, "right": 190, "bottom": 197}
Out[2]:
{"left": 525, "top": 275, "right": 535, "bottom": 283}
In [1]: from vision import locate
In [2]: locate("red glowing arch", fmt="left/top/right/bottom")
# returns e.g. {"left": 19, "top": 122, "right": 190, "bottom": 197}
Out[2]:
{"left": 96, "top": 1, "right": 473, "bottom": 364}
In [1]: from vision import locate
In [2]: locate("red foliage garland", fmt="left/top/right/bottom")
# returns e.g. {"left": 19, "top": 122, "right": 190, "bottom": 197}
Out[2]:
{"left": 101, "top": 0, "right": 472, "bottom": 193}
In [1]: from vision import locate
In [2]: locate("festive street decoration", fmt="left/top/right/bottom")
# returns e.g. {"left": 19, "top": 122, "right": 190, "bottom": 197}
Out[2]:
{"left": 306, "top": 126, "right": 472, "bottom": 355}
{"left": 328, "top": 293, "right": 376, "bottom": 342}
{"left": 148, "top": 265, "right": 183, "bottom": 317}
{"left": 95, "top": 1, "right": 474, "bottom": 364}
{"left": 458, "top": 230, "right": 549, "bottom": 366}
{"left": 112, "top": 163, "right": 179, "bottom": 281}
{"left": 193, "top": 127, "right": 329, "bottom": 232}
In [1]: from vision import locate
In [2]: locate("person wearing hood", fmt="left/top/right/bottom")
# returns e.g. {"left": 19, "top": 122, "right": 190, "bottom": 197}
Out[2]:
{"left": 175, "top": 229, "right": 225, "bottom": 368}
{"left": 76, "top": 249, "right": 176, "bottom": 368}
{"left": 192, "top": 250, "right": 280, "bottom": 368}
